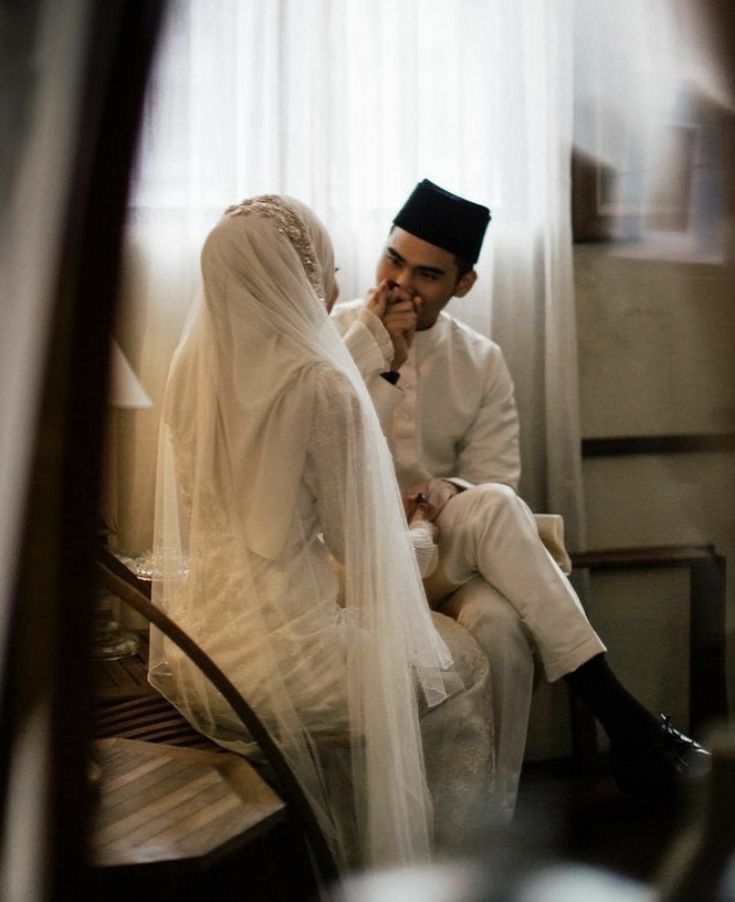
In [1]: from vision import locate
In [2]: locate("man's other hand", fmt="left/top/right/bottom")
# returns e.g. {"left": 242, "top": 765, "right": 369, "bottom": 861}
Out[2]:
{"left": 405, "top": 493, "right": 439, "bottom": 541}
{"left": 403, "top": 478, "right": 459, "bottom": 522}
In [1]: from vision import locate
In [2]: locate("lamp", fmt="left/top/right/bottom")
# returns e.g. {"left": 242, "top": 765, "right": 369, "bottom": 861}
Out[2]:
{"left": 93, "top": 340, "right": 152, "bottom": 661}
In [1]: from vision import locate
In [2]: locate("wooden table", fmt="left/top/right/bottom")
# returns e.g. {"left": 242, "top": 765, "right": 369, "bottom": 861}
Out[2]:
{"left": 91, "top": 738, "right": 286, "bottom": 871}
{"left": 88, "top": 737, "right": 317, "bottom": 901}
{"left": 91, "top": 634, "right": 320, "bottom": 900}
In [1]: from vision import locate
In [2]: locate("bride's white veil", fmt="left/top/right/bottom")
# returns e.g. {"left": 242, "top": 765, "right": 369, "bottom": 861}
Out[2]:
{"left": 148, "top": 195, "right": 454, "bottom": 870}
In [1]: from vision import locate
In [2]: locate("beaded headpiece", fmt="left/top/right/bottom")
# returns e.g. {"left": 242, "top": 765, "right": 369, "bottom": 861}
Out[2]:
{"left": 225, "top": 195, "right": 324, "bottom": 301}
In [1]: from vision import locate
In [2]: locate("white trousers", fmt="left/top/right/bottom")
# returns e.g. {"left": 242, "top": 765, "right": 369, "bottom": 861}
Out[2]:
{"left": 423, "top": 483, "right": 606, "bottom": 818}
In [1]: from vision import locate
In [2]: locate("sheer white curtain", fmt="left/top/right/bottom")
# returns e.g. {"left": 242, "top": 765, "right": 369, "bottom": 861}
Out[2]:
{"left": 116, "top": 0, "right": 585, "bottom": 555}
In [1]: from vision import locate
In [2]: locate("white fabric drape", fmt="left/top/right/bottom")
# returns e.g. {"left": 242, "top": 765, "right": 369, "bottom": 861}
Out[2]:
{"left": 117, "top": 0, "right": 585, "bottom": 555}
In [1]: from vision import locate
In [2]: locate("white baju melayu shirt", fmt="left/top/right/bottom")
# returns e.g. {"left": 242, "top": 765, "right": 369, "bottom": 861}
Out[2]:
{"left": 337, "top": 304, "right": 439, "bottom": 577}
{"left": 332, "top": 299, "right": 521, "bottom": 493}
{"left": 334, "top": 298, "right": 605, "bottom": 820}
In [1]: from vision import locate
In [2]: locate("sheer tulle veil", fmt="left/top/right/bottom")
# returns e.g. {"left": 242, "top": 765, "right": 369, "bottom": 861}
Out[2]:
{"left": 149, "top": 195, "right": 455, "bottom": 870}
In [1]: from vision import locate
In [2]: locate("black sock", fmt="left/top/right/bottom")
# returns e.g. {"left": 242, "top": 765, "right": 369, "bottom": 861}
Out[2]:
{"left": 563, "top": 653, "right": 658, "bottom": 747}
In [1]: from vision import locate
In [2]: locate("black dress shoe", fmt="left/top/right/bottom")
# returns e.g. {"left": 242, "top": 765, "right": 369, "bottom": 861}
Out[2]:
{"left": 610, "top": 714, "right": 711, "bottom": 798}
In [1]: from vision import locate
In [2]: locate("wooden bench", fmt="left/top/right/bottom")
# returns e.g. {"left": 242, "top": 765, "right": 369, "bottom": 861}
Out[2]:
{"left": 568, "top": 543, "right": 728, "bottom": 771}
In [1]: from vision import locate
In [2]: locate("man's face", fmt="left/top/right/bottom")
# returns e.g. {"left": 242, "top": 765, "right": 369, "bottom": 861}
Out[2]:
{"left": 375, "top": 227, "right": 476, "bottom": 330}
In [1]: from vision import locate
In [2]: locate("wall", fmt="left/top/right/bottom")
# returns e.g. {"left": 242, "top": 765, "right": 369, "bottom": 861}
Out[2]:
{"left": 523, "top": 0, "right": 735, "bottom": 762}
{"left": 525, "top": 242, "right": 735, "bottom": 760}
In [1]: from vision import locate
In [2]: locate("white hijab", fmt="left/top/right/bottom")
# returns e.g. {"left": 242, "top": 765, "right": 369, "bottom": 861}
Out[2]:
{"left": 149, "top": 195, "right": 454, "bottom": 871}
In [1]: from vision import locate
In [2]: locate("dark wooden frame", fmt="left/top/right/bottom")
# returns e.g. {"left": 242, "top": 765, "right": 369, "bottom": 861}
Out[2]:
{"left": 572, "top": 147, "right": 628, "bottom": 243}
{"left": 0, "top": 5, "right": 166, "bottom": 897}
{"left": 582, "top": 434, "right": 735, "bottom": 457}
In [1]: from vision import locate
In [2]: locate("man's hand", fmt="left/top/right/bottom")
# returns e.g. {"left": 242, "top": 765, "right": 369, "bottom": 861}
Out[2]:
{"left": 405, "top": 492, "right": 439, "bottom": 541}
{"left": 403, "top": 478, "right": 459, "bottom": 523}
{"left": 364, "top": 281, "right": 420, "bottom": 370}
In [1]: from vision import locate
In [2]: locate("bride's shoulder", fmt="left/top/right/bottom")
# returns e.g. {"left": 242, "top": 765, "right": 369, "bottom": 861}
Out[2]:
{"left": 307, "top": 364, "right": 361, "bottom": 422}
{"left": 309, "top": 362, "right": 354, "bottom": 394}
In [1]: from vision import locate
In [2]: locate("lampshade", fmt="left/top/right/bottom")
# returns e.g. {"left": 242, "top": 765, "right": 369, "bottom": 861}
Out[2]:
{"left": 108, "top": 341, "right": 152, "bottom": 409}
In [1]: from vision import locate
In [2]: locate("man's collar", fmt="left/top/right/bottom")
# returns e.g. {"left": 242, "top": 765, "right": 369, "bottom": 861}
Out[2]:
{"left": 413, "top": 311, "right": 450, "bottom": 353}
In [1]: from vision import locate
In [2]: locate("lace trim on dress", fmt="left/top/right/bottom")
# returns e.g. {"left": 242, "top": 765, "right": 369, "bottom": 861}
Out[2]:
{"left": 224, "top": 196, "right": 325, "bottom": 302}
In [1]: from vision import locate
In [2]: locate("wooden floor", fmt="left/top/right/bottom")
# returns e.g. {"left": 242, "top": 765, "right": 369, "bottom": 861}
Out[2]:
{"left": 338, "top": 756, "right": 693, "bottom": 901}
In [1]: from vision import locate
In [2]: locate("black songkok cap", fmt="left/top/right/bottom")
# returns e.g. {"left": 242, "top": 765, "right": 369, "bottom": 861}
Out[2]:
{"left": 392, "top": 179, "right": 491, "bottom": 264}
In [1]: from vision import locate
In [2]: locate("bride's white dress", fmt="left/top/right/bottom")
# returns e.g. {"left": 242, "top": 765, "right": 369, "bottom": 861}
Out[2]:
{"left": 153, "top": 365, "right": 494, "bottom": 859}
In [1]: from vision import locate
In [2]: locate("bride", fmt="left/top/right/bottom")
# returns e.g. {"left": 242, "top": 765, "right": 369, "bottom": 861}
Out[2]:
{"left": 149, "top": 194, "right": 494, "bottom": 872}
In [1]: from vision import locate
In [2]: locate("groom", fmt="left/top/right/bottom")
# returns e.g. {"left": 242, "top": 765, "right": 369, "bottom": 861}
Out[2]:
{"left": 332, "top": 178, "right": 708, "bottom": 815}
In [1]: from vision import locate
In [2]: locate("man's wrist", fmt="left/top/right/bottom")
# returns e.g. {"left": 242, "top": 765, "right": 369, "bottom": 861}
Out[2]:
{"left": 439, "top": 478, "right": 465, "bottom": 494}
{"left": 357, "top": 307, "right": 394, "bottom": 368}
